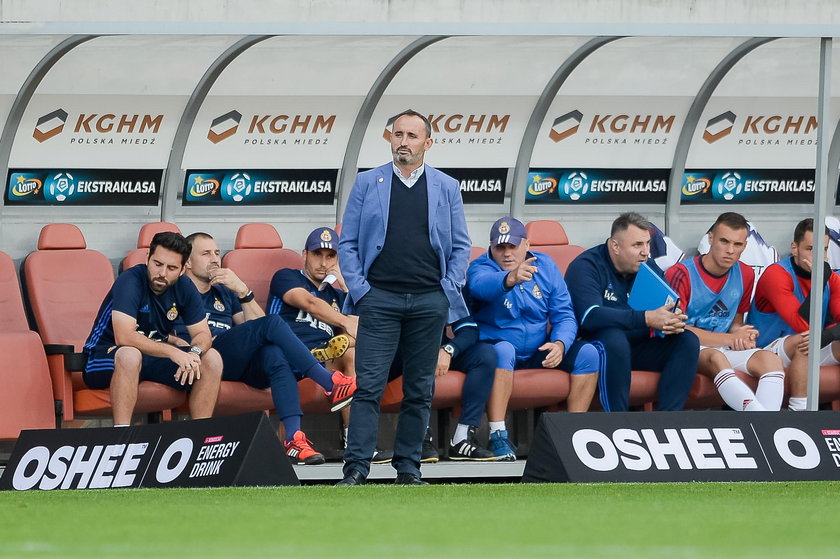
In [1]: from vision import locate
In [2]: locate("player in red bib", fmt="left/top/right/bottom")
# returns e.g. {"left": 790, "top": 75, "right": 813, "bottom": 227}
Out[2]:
{"left": 666, "top": 212, "right": 785, "bottom": 411}
{"left": 750, "top": 218, "right": 840, "bottom": 410}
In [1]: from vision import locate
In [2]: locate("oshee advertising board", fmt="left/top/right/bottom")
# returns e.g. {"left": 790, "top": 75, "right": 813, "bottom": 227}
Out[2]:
{"left": 6, "top": 168, "right": 161, "bottom": 206}
{"left": 523, "top": 411, "right": 840, "bottom": 483}
{"left": 183, "top": 169, "right": 336, "bottom": 205}
{"left": 0, "top": 413, "right": 298, "bottom": 491}
{"left": 525, "top": 169, "right": 668, "bottom": 205}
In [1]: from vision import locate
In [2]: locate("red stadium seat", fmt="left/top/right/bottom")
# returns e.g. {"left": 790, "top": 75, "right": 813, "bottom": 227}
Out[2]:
{"left": 379, "top": 372, "right": 467, "bottom": 413}
{"left": 0, "top": 251, "right": 55, "bottom": 439}
{"left": 121, "top": 221, "right": 181, "bottom": 271}
{"left": 222, "top": 223, "right": 303, "bottom": 310}
{"left": 470, "top": 246, "right": 486, "bottom": 262}
{"left": 23, "top": 223, "right": 185, "bottom": 422}
{"left": 525, "top": 220, "right": 585, "bottom": 274}
{"left": 525, "top": 219, "right": 570, "bottom": 246}
{"left": 507, "top": 369, "right": 570, "bottom": 411}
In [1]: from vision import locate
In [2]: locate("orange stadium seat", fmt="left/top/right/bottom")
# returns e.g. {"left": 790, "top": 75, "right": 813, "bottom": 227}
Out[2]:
{"left": 470, "top": 245, "right": 486, "bottom": 262}
{"left": 380, "top": 371, "right": 467, "bottom": 413}
{"left": 23, "top": 223, "right": 186, "bottom": 422}
{"left": 121, "top": 221, "right": 181, "bottom": 272}
{"left": 222, "top": 223, "right": 303, "bottom": 310}
{"left": 0, "top": 251, "right": 54, "bottom": 438}
{"left": 525, "top": 220, "right": 585, "bottom": 274}
{"left": 507, "top": 369, "right": 570, "bottom": 411}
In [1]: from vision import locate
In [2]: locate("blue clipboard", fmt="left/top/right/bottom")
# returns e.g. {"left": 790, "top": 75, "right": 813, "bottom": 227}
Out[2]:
{"left": 629, "top": 262, "right": 679, "bottom": 311}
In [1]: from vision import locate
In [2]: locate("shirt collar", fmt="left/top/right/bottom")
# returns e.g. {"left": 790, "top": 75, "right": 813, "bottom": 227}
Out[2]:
{"left": 392, "top": 163, "right": 425, "bottom": 188}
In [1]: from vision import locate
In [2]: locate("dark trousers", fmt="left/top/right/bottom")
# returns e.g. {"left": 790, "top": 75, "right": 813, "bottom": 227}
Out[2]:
{"left": 343, "top": 287, "right": 449, "bottom": 478}
{"left": 592, "top": 328, "right": 699, "bottom": 412}
{"left": 213, "top": 316, "right": 322, "bottom": 420}
{"left": 450, "top": 342, "right": 496, "bottom": 427}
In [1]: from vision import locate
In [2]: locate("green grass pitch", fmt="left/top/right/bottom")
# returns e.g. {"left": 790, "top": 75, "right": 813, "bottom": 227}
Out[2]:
{"left": 1, "top": 482, "right": 838, "bottom": 558}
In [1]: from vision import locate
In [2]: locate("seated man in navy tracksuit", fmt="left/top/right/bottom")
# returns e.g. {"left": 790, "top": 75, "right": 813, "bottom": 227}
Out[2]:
{"left": 172, "top": 232, "right": 356, "bottom": 465}
{"left": 564, "top": 212, "right": 699, "bottom": 412}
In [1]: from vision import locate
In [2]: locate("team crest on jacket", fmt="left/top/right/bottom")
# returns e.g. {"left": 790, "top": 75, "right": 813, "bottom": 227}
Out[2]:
{"left": 532, "top": 284, "right": 542, "bottom": 299}
{"left": 320, "top": 229, "right": 332, "bottom": 242}
{"left": 214, "top": 298, "right": 225, "bottom": 312}
{"left": 498, "top": 221, "right": 510, "bottom": 234}
{"left": 166, "top": 303, "right": 179, "bottom": 321}
{"left": 331, "top": 299, "right": 340, "bottom": 311}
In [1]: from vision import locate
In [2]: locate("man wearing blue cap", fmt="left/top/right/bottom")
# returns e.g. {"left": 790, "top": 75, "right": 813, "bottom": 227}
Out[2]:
{"left": 468, "top": 217, "right": 602, "bottom": 459}
{"left": 267, "top": 227, "right": 357, "bottom": 376}
{"left": 337, "top": 109, "right": 470, "bottom": 486}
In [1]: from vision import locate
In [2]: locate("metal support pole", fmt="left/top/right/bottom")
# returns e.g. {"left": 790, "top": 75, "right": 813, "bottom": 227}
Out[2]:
{"left": 807, "top": 37, "right": 833, "bottom": 410}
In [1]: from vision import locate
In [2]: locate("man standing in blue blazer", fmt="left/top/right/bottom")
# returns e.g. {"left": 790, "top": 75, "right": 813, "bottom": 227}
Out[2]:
{"left": 337, "top": 109, "right": 471, "bottom": 486}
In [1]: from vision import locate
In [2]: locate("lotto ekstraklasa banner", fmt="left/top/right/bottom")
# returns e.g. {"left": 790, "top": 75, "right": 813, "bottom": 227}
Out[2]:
{"left": 183, "top": 169, "right": 336, "bottom": 205}
{"left": 681, "top": 169, "right": 815, "bottom": 204}
{"left": 5, "top": 168, "right": 162, "bottom": 206}
{"left": 525, "top": 168, "right": 668, "bottom": 205}
{"left": 442, "top": 167, "right": 507, "bottom": 204}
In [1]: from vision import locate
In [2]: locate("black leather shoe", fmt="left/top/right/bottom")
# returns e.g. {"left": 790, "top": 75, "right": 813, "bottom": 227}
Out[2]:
{"left": 394, "top": 472, "right": 429, "bottom": 486}
{"left": 335, "top": 470, "right": 366, "bottom": 486}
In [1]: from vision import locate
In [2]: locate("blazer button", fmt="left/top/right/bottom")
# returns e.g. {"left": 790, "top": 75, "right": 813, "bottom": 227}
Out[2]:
{"left": 376, "top": 245, "right": 382, "bottom": 250}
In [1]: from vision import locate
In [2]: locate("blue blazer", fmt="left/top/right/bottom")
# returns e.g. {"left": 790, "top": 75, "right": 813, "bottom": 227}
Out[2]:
{"left": 339, "top": 162, "right": 471, "bottom": 322}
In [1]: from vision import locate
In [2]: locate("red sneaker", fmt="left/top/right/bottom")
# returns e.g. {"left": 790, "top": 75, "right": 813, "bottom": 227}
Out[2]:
{"left": 284, "top": 431, "right": 325, "bottom": 465}
{"left": 327, "top": 370, "right": 356, "bottom": 412}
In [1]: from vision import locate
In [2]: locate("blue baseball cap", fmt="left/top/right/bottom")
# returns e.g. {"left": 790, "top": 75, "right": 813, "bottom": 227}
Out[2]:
{"left": 305, "top": 227, "right": 339, "bottom": 252}
{"left": 490, "top": 216, "right": 527, "bottom": 247}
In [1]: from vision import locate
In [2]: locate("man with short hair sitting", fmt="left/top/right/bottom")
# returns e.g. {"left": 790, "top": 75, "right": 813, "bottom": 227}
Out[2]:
{"left": 750, "top": 217, "right": 840, "bottom": 410}
{"left": 176, "top": 232, "right": 356, "bottom": 464}
{"left": 83, "top": 231, "right": 223, "bottom": 426}
{"left": 666, "top": 212, "right": 785, "bottom": 411}
{"left": 565, "top": 212, "right": 699, "bottom": 412}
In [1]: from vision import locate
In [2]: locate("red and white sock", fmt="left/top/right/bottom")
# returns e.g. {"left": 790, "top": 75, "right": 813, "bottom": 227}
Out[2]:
{"left": 714, "top": 369, "right": 766, "bottom": 411}
{"left": 755, "top": 371, "right": 785, "bottom": 411}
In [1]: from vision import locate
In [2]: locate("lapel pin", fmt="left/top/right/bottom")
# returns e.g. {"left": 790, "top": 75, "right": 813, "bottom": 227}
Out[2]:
{"left": 378, "top": 177, "right": 384, "bottom": 183}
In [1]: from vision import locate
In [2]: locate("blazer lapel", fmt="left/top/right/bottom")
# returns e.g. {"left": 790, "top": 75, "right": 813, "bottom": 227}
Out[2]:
{"left": 377, "top": 165, "right": 392, "bottom": 225}
{"left": 426, "top": 167, "right": 441, "bottom": 240}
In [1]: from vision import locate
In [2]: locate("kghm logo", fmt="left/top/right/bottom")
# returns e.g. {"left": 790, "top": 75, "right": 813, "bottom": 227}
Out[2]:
{"left": 382, "top": 114, "right": 399, "bottom": 142}
{"left": 527, "top": 175, "right": 557, "bottom": 196}
{"left": 716, "top": 171, "right": 743, "bottom": 201}
{"left": 189, "top": 176, "right": 220, "bottom": 198}
{"left": 33, "top": 109, "right": 69, "bottom": 143}
{"left": 45, "top": 172, "right": 75, "bottom": 202}
{"left": 382, "top": 112, "right": 509, "bottom": 141}
{"left": 703, "top": 111, "right": 736, "bottom": 144}
{"left": 682, "top": 175, "right": 711, "bottom": 196}
{"left": 222, "top": 172, "right": 252, "bottom": 202}
{"left": 563, "top": 171, "right": 589, "bottom": 201}
{"left": 208, "top": 110, "right": 242, "bottom": 144}
{"left": 549, "top": 110, "right": 583, "bottom": 142}
{"left": 10, "top": 175, "right": 42, "bottom": 197}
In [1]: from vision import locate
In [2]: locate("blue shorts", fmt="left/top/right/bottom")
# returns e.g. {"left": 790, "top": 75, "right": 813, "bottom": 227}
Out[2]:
{"left": 83, "top": 344, "right": 194, "bottom": 391}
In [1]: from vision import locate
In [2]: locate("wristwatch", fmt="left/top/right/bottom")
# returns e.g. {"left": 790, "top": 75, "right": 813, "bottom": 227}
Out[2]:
{"left": 442, "top": 343, "right": 456, "bottom": 357}
{"left": 189, "top": 345, "right": 203, "bottom": 357}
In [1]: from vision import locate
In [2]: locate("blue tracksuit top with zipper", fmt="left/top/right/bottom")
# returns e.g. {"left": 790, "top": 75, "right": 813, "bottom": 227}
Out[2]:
{"left": 467, "top": 251, "right": 577, "bottom": 361}
{"left": 564, "top": 243, "right": 654, "bottom": 338}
